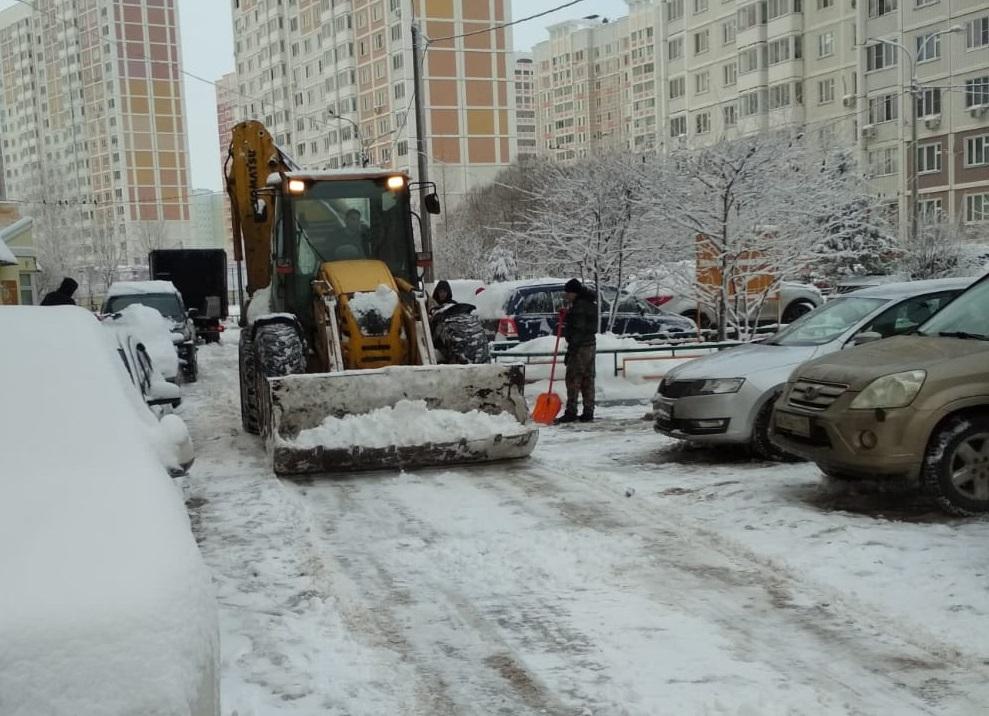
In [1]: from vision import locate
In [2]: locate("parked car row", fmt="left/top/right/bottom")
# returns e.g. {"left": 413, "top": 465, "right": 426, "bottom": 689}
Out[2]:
{"left": 652, "top": 275, "right": 989, "bottom": 515}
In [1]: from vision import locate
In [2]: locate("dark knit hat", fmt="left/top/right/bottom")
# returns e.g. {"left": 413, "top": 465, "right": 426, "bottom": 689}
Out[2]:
{"left": 564, "top": 278, "right": 581, "bottom": 293}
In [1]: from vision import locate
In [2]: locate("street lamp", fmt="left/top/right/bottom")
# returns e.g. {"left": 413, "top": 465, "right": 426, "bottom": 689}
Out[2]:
{"left": 327, "top": 109, "right": 370, "bottom": 167}
{"left": 866, "top": 25, "right": 963, "bottom": 246}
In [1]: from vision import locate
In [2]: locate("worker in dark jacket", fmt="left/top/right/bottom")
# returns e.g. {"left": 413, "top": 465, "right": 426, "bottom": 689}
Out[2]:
{"left": 557, "top": 278, "right": 597, "bottom": 424}
{"left": 40, "top": 277, "right": 78, "bottom": 306}
{"left": 431, "top": 280, "right": 455, "bottom": 307}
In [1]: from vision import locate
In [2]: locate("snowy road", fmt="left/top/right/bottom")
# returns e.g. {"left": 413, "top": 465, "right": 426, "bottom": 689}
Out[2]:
{"left": 180, "top": 332, "right": 989, "bottom": 715}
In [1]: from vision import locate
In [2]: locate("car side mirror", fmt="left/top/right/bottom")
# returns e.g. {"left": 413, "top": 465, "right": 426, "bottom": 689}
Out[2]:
{"left": 187, "top": 307, "right": 199, "bottom": 318}
{"left": 424, "top": 193, "right": 441, "bottom": 215}
{"left": 253, "top": 199, "right": 268, "bottom": 222}
{"left": 851, "top": 331, "right": 882, "bottom": 346}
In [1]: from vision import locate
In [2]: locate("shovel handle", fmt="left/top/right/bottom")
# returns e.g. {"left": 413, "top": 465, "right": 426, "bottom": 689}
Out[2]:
{"left": 547, "top": 309, "right": 566, "bottom": 390}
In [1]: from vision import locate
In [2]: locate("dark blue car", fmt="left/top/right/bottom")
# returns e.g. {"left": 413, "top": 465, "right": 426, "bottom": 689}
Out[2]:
{"left": 480, "top": 281, "right": 697, "bottom": 343}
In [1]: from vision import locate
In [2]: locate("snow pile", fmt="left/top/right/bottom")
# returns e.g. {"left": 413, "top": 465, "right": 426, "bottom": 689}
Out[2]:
{"left": 106, "top": 279, "right": 179, "bottom": 297}
{"left": 0, "top": 306, "right": 217, "bottom": 715}
{"left": 290, "top": 399, "right": 528, "bottom": 449}
{"left": 349, "top": 283, "right": 398, "bottom": 322}
{"left": 109, "top": 303, "right": 180, "bottom": 380}
{"left": 0, "top": 236, "right": 16, "bottom": 265}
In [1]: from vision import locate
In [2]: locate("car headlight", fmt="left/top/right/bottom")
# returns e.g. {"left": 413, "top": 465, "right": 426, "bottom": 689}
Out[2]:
{"left": 850, "top": 370, "right": 926, "bottom": 409}
{"left": 696, "top": 378, "right": 745, "bottom": 395}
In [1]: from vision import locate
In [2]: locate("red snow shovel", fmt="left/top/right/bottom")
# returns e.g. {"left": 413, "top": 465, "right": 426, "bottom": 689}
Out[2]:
{"left": 532, "top": 309, "right": 566, "bottom": 425}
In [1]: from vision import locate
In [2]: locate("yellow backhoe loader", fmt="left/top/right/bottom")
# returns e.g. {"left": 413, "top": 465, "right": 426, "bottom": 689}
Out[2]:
{"left": 225, "top": 121, "right": 536, "bottom": 474}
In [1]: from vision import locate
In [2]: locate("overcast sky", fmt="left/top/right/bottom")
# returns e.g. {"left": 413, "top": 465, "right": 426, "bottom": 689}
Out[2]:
{"left": 0, "top": 0, "right": 629, "bottom": 190}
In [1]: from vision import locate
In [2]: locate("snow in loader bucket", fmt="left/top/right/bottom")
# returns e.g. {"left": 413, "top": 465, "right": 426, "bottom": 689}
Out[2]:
{"left": 260, "top": 363, "right": 538, "bottom": 474}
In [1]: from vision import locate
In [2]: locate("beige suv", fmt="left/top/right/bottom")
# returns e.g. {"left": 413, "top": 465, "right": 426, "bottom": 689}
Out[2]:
{"left": 771, "top": 275, "right": 989, "bottom": 515}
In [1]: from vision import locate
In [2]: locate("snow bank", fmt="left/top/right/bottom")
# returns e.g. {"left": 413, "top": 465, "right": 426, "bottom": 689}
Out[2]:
{"left": 109, "top": 303, "right": 180, "bottom": 380}
{"left": 290, "top": 399, "right": 528, "bottom": 450}
{"left": 0, "top": 236, "right": 16, "bottom": 265}
{"left": 472, "top": 277, "right": 568, "bottom": 319}
{"left": 349, "top": 283, "right": 398, "bottom": 322}
{"left": 106, "top": 279, "right": 179, "bottom": 297}
{"left": 0, "top": 306, "right": 217, "bottom": 715}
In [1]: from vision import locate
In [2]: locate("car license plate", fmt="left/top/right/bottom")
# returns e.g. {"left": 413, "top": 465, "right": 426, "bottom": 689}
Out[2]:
{"left": 776, "top": 411, "right": 810, "bottom": 437}
{"left": 654, "top": 399, "right": 674, "bottom": 420}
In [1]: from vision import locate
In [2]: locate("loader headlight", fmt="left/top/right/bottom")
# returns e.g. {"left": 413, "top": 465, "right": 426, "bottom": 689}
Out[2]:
{"left": 695, "top": 378, "right": 745, "bottom": 395}
{"left": 850, "top": 370, "right": 926, "bottom": 410}
{"left": 386, "top": 175, "right": 405, "bottom": 190}
{"left": 287, "top": 179, "right": 306, "bottom": 194}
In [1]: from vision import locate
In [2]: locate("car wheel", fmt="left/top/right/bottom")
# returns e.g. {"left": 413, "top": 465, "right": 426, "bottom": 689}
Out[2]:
{"left": 782, "top": 300, "right": 816, "bottom": 324}
{"left": 751, "top": 395, "right": 801, "bottom": 462}
{"left": 922, "top": 415, "right": 989, "bottom": 515}
{"left": 239, "top": 330, "right": 260, "bottom": 434}
{"left": 183, "top": 347, "right": 199, "bottom": 383}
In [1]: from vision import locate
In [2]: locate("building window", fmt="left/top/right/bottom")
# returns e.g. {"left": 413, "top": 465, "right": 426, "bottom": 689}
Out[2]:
{"left": 915, "top": 88, "right": 941, "bottom": 117}
{"left": 868, "top": 0, "right": 897, "bottom": 17}
{"left": 18, "top": 272, "right": 34, "bottom": 306}
{"left": 739, "top": 45, "right": 765, "bottom": 74}
{"left": 868, "top": 147, "right": 898, "bottom": 176}
{"left": 818, "top": 78, "right": 835, "bottom": 104}
{"left": 868, "top": 93, "right": 899, "bottom": 123}
{"left": 694, "top": 0, "right": 708, "bottom": 13}
{"left": 669, "top": 116, "right": 686, "bottom": 138}
{"left": 767, "top": 0, "right": 801, "bottom": 20}
{"left": 740, "top": 89, "right": 763, "bottom": 116}
{"left": 723, "top": 61, "right": 737, "bottom": 86}
{"left": 768, "top": 36, "right": 801, "bottom": 64}
{"left": 966, "top": 16, "right": 989, "bottom": 49}
{"left": 818, "top": 31, "right": 834, "bottom": 57}
{"left": 723, "top": 103, "right": 738, "bottom": 127}
{"left": 669, "top": 36, "right": 683, "bottom": 60}
{"left": 694, "top": 29, "right": 710, "bottom": 54}
{"left": 722, "top": 19, "right": 736, "bottom": 45}
{"left": 667, "top": 0, "right": 684, "bottom": 21}
{"left": 392, "top": 53, "right": 404, "bottom": 70}
{"left": 866, "top": 41, "right": 897, "bottom": 71}
{"left": 965, "top": 193, "right": 989, "bottom": 223}
{"left": 916, "top": 32, "right": 941, "bottom": 62}
{"left": 394, "top": 82, "right": 405, "bottom": 99}
{"left": 695, "top": 112, "right": 711, "bottom": 134}
{"left": 965, "top": 135, "right": 989, "bottom": 167}
{"left": 695, "top": 71, "right": 710, "bottom": 94}
{"left": 818, "top": 0, "right": 834, "bottom": 7}
{"left": 917, "top": 143, "right": 942, "bottom": 173}
{"left": 670, "top": 76, "right": 685, "bottom": 99}
{"left": 737, "top": 2, "right": 765, "bottom": 31}
{"left": 965, "top": 76, "right": 989, "bottom": 107}
{"left": 769, "top": 83, "right": 791, "bottom": 109}
{"left": 919, "top": 198, "right": 943, "bottom": 222}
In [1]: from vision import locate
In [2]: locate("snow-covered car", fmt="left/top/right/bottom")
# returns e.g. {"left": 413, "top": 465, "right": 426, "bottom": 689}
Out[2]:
{"left": 103, "top": 280, "right": 199, "bottom": 382}
{"left": 629, "top": 277, "right": 824, "bottom": 327}
{"left": 0, "top": 306, "right": 218, "bottom": 715}
{"left": 653, "top": 277, "right": 973, "bottom": 458}
{"left": 103, "top": 303, "right": 184, "bottom": 395}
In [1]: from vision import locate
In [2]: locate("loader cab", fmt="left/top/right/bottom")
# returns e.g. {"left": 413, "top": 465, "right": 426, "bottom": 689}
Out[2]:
{"left": 268, "top": 171, "right": 419, "bottom": 333}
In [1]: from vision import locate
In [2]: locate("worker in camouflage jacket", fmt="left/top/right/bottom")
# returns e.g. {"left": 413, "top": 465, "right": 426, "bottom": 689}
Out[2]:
{"left": 557, "top": 278, "right": 597, "bottom": 424}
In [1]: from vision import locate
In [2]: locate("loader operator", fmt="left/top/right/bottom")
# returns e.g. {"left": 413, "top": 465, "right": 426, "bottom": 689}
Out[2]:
{"left": 556, "top": 278, "right": 597, "bottom": 424}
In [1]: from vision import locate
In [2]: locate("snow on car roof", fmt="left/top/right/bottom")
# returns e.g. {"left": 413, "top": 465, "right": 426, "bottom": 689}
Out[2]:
{"left": 0, "top": 306, "right": 216, "bottom": 712}
{"left": 0, "top": 235, "right": 16, "bottom": 265}
{"left": 106, "top": 279, "right": 180, "bottom": 297}
{"left": 849, "top": 276, "right": 977, "bottom": 299}
{"left": 472, "top": 278, "right": 569, "bottom": 318}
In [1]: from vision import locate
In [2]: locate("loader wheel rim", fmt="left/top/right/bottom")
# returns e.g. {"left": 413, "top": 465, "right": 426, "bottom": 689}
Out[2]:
{"left": 949, "top": 432, "right": 989, "bottom": 502}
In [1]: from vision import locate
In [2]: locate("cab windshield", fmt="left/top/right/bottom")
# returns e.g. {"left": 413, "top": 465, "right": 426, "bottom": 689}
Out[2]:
{"left": 768, "top": 297, "right": 885, "bottom": 346}
{"left": 105, "top": 293, "right": 184, "bottom": 322}
{"left": 291, "top": 178, "right": 415, "bottom": 284}
{"left": 918, "top": 279, "right": 989, "bottom": 339}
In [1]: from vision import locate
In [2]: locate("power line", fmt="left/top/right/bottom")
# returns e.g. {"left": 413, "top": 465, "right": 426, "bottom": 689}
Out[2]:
{"left": 426, "top": 0, "right": 588, "bottom": 43}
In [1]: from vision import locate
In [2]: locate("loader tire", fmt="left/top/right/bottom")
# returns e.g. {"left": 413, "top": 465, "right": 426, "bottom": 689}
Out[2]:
{"left": 239, "top": 330, "right": 260, "bottom": 434}
{"left": 253, "top": 323, "right": 307, "bottom": 438}
{"left": 435, "top": 313, "right": 491, "bottom": 364}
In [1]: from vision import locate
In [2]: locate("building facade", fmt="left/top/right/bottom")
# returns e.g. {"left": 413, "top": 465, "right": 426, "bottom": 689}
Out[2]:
{"left": 0, "top": 0, "right": 193, "bottom": 282}
{"left": 529, "top": 0, "right": 989, "bottom": 235}
{"left": 513, "top": 52, "right": 537, "bottom": 160}
{"left": 227, "top": 0, "right": 516, "bottom": 212}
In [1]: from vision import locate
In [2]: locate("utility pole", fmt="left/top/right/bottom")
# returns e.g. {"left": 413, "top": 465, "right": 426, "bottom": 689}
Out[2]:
{"left": 411, "top": 21, "right": 434, "bottom": 283}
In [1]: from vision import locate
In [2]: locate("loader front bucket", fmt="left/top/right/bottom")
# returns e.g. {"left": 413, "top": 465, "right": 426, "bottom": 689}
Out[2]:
{"left": 259, "top": 363, "right": 539, "bottom": 474}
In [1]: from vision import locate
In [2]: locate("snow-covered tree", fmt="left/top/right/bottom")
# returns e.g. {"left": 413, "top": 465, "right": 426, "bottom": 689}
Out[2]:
{"left": 645, "top": 132, "right": 888, "bottom": 340}
{"left": 897, "top": 216, "right": 980, "bottom": 280}
{"left": 133, "top": 219, "right": 170, "bottom": 255}
{"left": 803, "top": 198, "right": 899, "bottom": 284}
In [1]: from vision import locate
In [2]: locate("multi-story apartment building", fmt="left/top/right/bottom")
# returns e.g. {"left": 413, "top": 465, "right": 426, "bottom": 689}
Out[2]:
{"left": 513, "top": 52, "right": 537, "bottom": 160}
{"left": 530, "top": 0, "right": 989, "bottom": 236}
{"left": 0, "top": 0, "right": 192, "bottom": 276}
{"left": 215, "top": 71, "right": 238, "bottom": 252}
{"left": 228, "top": 0, "right": 515, "bottom": 212}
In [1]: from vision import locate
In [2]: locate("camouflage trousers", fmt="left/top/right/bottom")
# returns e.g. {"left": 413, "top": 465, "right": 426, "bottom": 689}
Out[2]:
{"left": 564, "top": 344, "right": 596, "bottom": 417}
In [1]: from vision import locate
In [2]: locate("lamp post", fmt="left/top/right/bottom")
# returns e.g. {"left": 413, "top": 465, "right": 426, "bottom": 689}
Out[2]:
{"left": 866, "top": 26, "right": 963, "bottom": 246}
{"left": 328, "top": 109, "right": 369, "bottom": 167}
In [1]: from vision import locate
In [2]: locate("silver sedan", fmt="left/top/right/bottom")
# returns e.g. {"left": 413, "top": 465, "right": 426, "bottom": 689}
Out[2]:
{"left": 652, "top": 278, "right": 973, "bottom": 458}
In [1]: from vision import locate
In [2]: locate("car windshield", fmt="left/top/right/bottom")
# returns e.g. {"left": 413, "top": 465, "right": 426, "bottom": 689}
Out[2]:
{"left": 918, "top": 279, "right": 989, "bottom": 338}
{"left": 105, "top": 293, "right": 184, "bottom": 322}
{"left": 767, "top": 297, "right": 885, "bottom": 346}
